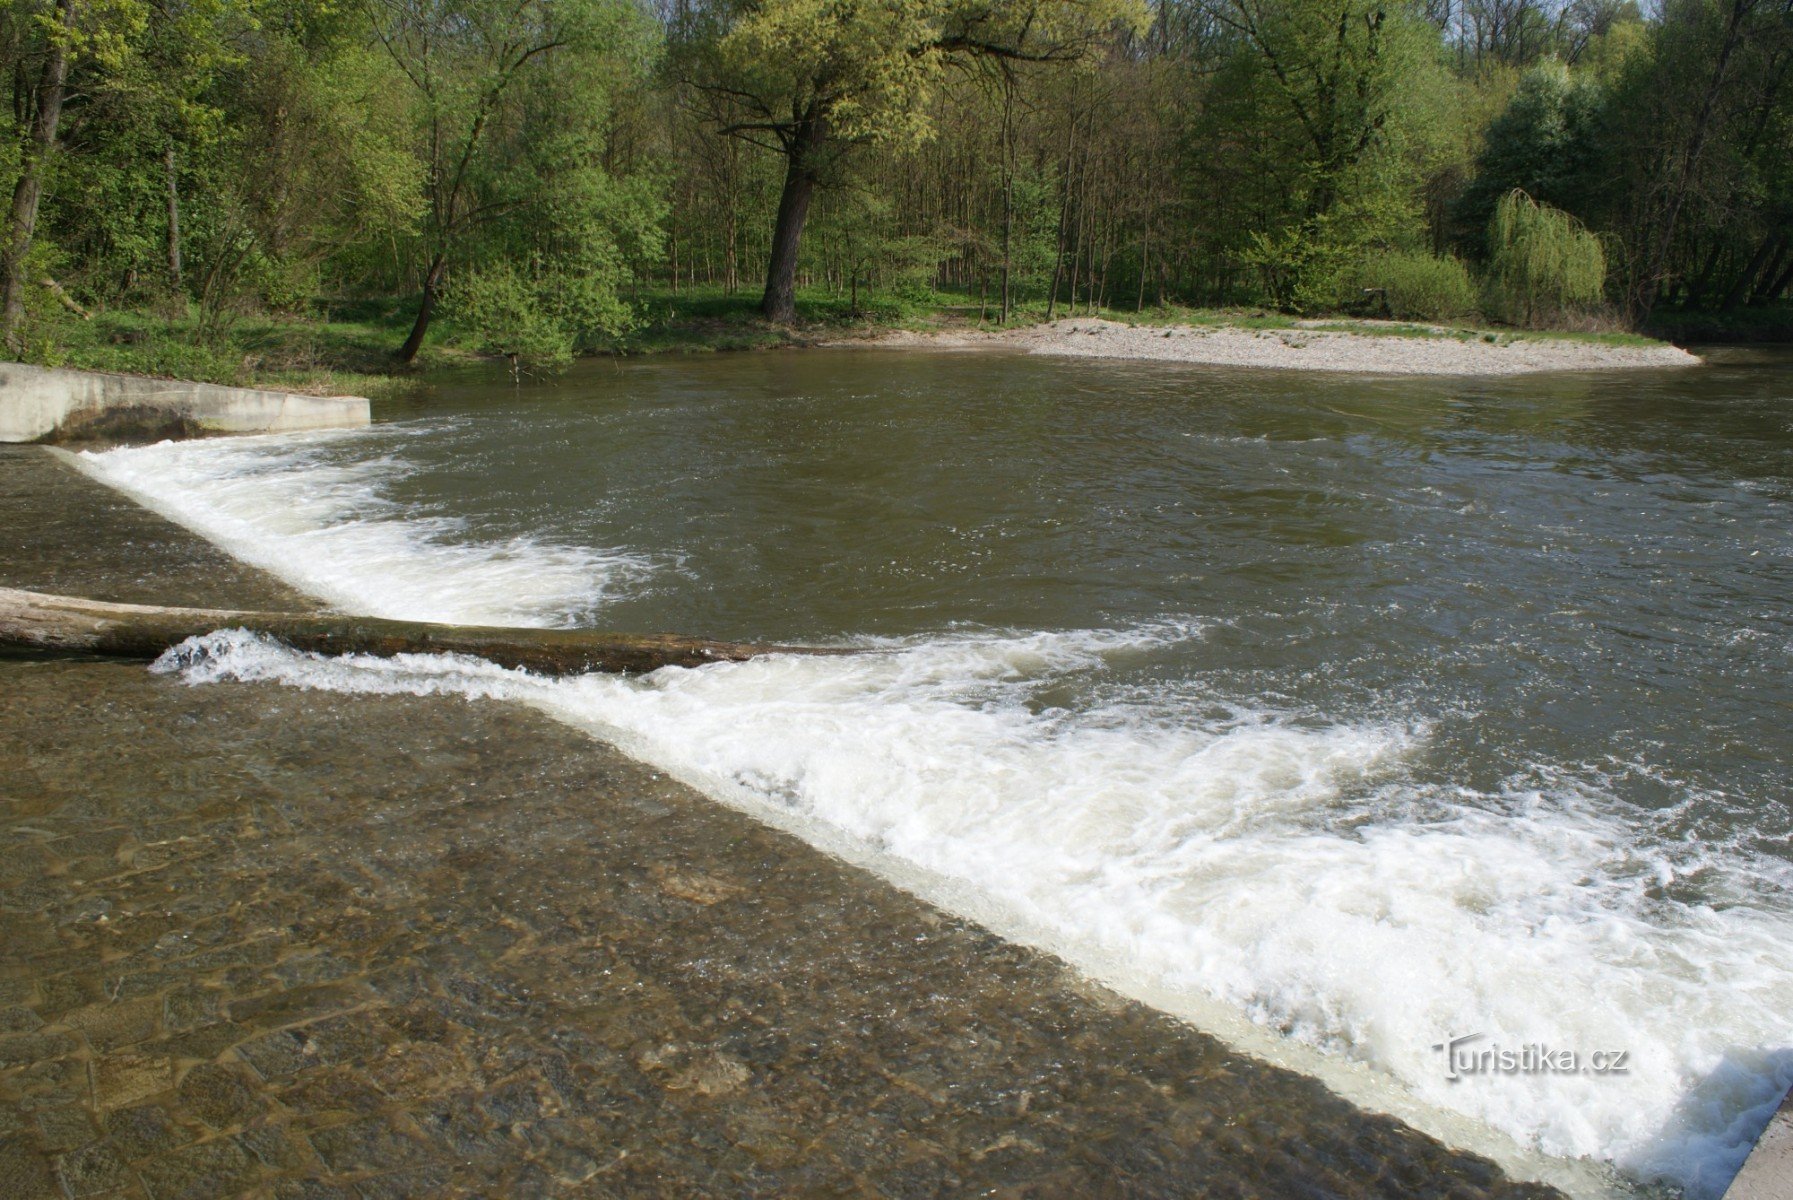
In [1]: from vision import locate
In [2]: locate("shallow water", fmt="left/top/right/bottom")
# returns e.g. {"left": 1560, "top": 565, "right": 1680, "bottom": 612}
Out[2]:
{"left": 77, "top": 345, "right": 1793, "bottom": 1196}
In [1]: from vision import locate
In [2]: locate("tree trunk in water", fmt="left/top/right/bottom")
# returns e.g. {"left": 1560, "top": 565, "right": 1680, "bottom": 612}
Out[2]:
{"left": 0, "top": 0, "right": 73, "bottom": 352}
{"left": 165, "top": 147, "right": 183, "bottom": 293}
{"left": 0, "top": 587, "right": 851, "bottom": 677}
{"left": 396, "top": 254, "right": 446, "bottom": 364}
{"left": 761, "top": 122, "right": 821, "bottom": 324}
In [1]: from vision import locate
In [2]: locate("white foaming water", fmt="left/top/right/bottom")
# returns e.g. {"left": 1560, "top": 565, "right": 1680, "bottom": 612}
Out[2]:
{"left": 85, "top": 432, "right": 1793, "bottom": 1197}
{"left": 69, "top": 433, "right": 652, "bottom": 626}
{"left": 152, "top": 627, "right": 1793, "bottom": 1199}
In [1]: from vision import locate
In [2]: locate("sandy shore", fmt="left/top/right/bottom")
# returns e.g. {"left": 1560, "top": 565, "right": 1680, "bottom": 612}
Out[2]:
{"left": 847, "top": 317, "right": 1701, "bottom": 375}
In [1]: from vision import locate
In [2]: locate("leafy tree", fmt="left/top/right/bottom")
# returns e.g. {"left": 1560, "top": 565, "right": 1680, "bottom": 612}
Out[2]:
{"left": 1200, "top": 0, "right": 1460, "bottom": 309}
{"left": 362, "top": 0, "right": 651, "bottom": 361}
{"left": 673, "top": 0, "right": 1147, "bottom": 323}
{"left": 1485, "top": 187, "right": 1606, "bottom": 325}
{"left": 1453, "top": 59, "right": 1604, "bottom": 252}
{"left": 0, "top": 0, "right": 145, "bottom": 348}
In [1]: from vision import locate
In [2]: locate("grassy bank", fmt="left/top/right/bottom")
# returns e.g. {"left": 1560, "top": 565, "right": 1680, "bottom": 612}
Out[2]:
{"left": 15, "top": 285, "right": 1700, "bottom": 395}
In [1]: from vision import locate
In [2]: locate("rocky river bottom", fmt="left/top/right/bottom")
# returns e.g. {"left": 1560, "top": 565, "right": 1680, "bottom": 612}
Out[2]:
{"left": 0, "top": 444, "right": 1561, "bottom": 1198}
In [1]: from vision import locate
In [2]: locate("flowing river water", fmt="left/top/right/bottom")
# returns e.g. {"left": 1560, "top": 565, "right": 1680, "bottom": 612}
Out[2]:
{"left": 70, "top": 345, "right": 1793, "bottom": 1197}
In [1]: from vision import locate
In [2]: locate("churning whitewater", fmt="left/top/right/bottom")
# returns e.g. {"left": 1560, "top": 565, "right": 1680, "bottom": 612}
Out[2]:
{"left": 77, "top": 385, "right": 1793, "bottom": 1199}
{"left": 73, "top": 427, "right": 654, "bottom": 627}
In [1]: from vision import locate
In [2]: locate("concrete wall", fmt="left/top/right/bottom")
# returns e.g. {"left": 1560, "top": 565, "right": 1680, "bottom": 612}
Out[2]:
{"left": 0, "top": 362, "right": 369, "bottom": 443}
{"left": 1726, "top": 1086, "right": 1793, "bottom": 1200}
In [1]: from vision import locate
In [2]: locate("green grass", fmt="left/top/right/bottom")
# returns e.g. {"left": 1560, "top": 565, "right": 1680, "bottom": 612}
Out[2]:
{"left": 13, "top": 283, "right": 1684, "bottom": 394}
{"left": 598, "top": 283, "right": 961, "bottom": 353}
{"left": 23, "top": 303, "right": 447, "bottom": 400}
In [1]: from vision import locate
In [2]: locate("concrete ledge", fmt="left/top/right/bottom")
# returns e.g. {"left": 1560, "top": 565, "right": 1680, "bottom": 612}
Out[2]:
{"left": 1726, "top": 1085, "right": 1793, "bottom": 1200}
{"left": 0, "top": 361, "right": 369, "bottom": 442}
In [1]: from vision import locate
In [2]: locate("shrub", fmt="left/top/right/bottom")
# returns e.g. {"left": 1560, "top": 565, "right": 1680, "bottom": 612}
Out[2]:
{"left": 1354, "top": 251, "right": 1480, "bottom": 322}
{"left": 445, "top": 258, "right": 633, "bottom": 373}
{"left": 1486, "top": 189, "right": 1606, "bottom": 328}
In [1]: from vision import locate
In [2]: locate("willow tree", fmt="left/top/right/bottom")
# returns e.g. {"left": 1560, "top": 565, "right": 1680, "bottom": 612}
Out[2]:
{"left": 1487, "top": 188, "right": 1606, "bottom": 326}
{"left": 673, "top": 0, "right": 1147, "bottom": 323}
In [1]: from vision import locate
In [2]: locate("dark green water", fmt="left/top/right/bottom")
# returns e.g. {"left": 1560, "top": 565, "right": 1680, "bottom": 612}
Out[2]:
{"left": 78, "top": 345, "right": 1793, "bottom": 1196}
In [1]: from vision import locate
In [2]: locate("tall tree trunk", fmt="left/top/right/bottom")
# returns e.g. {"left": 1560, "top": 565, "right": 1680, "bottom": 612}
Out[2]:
{"left": 396, "top": 253, "right": 446, "bottom": 364}
{"left": 761, "top": 119, "right": 821, "bottom": 324}
{"left": 165, "top": 146, "right": 183, "bottom": 293}
{"left": 999, "top": 77, "right": 1014, "bottom": 325}
{"left": 1745, "top": 236, "right": 1789, "bottom": 306}
{"left": 1720, "top": 233, "right": 1781, "bottom": 311}
{"left": 0, "top": 0, "right": 73, "bottom": 352}
{"left": 1755, "top": 242, "right": 1793, "bottom": 305}
{"left": 1136, "top": 224, "right": 1149, "bottom": 313}
{"left": 1046, "top": 112, "right": 1079, "bottom": 322}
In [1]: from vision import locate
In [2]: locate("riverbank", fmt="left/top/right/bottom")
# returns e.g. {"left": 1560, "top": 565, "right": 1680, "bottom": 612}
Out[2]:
{"left": 13, "top": 291, "right": 1709, "bottom": 398}
{"left": 841, "top": 317, "right": 1703, "bottom": 374}
{"left": 0, "top": 445, "right": 1562, "bottom": 1197}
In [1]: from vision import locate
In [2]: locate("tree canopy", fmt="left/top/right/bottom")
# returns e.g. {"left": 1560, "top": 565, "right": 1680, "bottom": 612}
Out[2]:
{"left": 0, "top": 0, "right": 1788, "bottom": 360}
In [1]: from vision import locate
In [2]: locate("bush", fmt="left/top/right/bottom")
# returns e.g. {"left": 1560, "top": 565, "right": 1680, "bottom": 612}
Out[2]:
{"left": 445, "top": 258, "right": 634, "bottom": 372}
{"left": 1354, "top": 251, "right": 1480, "bottom": 322}
{"left": 1242, "top": 225, "right": 1356, "bottom": 314}
{"left": 1486, "top": 189, "right": 1606, "bottom": 328}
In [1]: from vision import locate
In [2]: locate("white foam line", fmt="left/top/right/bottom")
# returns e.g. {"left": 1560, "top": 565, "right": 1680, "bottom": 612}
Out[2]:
{"left": 61, "top": 436, "right": 653, "bottom": 627}
{"left": 146, "top": 628, "right": 1793, "bottom": 1199}
{"left": 74, "top": 434, "right": 1793, "bottom": 1200}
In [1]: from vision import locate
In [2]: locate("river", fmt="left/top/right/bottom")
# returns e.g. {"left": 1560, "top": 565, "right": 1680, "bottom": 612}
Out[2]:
{"left": 72, "top": 345, "right": 1793, "bottom": 1197}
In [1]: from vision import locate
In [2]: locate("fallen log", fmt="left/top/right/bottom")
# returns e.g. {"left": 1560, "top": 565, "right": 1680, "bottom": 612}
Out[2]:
{"left": 0, "top": 587, "right": 849, "bottom": 676}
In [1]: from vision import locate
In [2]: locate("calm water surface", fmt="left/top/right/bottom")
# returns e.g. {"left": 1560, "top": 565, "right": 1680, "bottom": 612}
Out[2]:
{"left": 82, "top": 346, "right": 1793, "bottom": 1197}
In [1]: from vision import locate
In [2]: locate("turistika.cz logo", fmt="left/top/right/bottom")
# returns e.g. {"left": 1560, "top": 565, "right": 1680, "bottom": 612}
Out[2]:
{"left": 1433, "top": 1033, "right": 1630, "bottom": 1082}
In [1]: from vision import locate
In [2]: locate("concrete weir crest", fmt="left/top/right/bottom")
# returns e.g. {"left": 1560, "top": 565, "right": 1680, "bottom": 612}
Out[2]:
{"left": 0, "top": 362, "right": 369, "bottom": 443}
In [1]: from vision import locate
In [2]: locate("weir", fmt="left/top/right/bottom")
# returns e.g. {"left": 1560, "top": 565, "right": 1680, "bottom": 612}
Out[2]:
{"left": 0, "top": 443, "right": 1564, "bottom": 1198}
{"left": 0, "top": 362, "right": 368, "bottom": 443}
{"left": 1725, "top": 1086, "right": 1793, "bottom": 1200}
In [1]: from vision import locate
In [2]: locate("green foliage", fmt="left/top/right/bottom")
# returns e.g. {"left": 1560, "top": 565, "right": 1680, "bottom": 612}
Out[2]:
{"left": 1454, "top": 60, "right": 1605, "bottom": 249}
{"left": 687, "top": 0, "right": 1150, "bottom": 154}
{"left": 1243, "top": 182, "right": 1431, "bottom": 314}
{"left": 1196, "top": 0, "right": 1465, "bottom": 312}
{"left": 1486, "top": 189, "right": 1607, "bottom": 326}
{"left": 1353, "top": 251, "right": 1480, "bottom": 322}
{"left": 5, "top": 0, "right": 1789, "bottom": 364}
{"left": 446, "top": 255, "right": 636, "bottom": 371}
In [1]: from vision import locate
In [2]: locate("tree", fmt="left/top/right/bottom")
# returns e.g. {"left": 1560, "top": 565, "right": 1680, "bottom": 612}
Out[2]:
{"left": 673, "top": 0, "right": 1146, "bottom": 323}
{"left": 1453, "top": 59, "right": 1604, "bottom": 251}
{"left": 362, "top": 0, "right": 647, "bottom": 362}
{"left": 1622, "top": 0, "right": 1773, "bottom": 318}
{"left": 445, "top": 34, "right": 667, "bottom": 369}
{"left": 1486, "top": 187, "right": 1606, "bottom": 325}
{"left": 0, "top": 0, "right": 144, "bottom": 349}
{"left": 1196, "top": 0, "right": 1461, "bottom": 309}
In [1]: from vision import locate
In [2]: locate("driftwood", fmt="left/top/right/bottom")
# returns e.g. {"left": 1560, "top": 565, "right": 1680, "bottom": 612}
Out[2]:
{"left": 0, "top": 587, "right": 848, "bottom": 676}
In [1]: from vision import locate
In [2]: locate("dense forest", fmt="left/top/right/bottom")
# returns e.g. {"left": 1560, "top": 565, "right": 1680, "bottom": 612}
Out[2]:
{"left": 0, "top": 0, "right": 1789, "bottom": 369}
